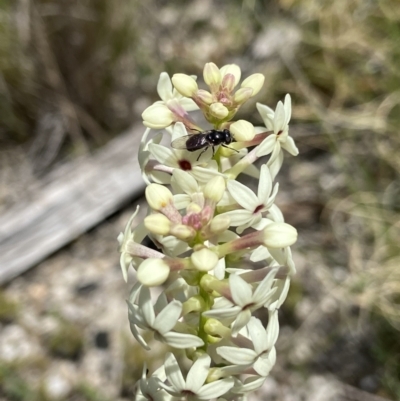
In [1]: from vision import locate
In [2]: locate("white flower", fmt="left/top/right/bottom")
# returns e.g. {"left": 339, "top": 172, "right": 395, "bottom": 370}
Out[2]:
{"left": 203, "top": 268, "right": 277, "bottom": 336}
{"left": 128, "top": 286, "right": 204, "bottom": 349}
{"left": 256, "top": 94, "right": 298, "bottom": 165}
{"left": 135, "top": 365, "right": 172, "bottom": 401}
{"left": 159, "top": 353, "right": 234, "bottom": 400}
{"left": 149, "top": 123, "right": 223, "bottom": 183}
{"left": 117, "top": 206, "right": 147, "bottom": 281}
{"left": 139, "top": 129, "right": 167, "bottom": 185}
{"left": 219, "top": 165, "right": 278, "bottom": 233}
{"left": 142, "top": 73, "right": 198, "bottom": 129}
{"left": 217, "top": 312, "right": 279, "bottom": 376}
{"left": 171, "top": 169, "right": 204, "bottom": 210}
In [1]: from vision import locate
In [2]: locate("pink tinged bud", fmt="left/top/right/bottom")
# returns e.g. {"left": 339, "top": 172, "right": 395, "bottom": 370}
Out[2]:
{"left": 233, "top": 87, "right": 253, "bottom": 105}
{"left": 191, "top": 248, "right": 219, "bottom": 271}
{"left": 182, "top": 212, "right": 203, "bottom": 230}
{"left": 220, "top": 64, "right": 241, "bottom": 87}
{"left": 209, "top": 102, "right": 229, "bottom": 119}
{"left": 146, "top": 184, "right": 182, "bottom": 223}
{"left": 241, "top": 73, "right": 265, "bottom": 96}
{"left": 221, "top": 73, "right": 236, "bottom": 93}
{"left": 203, "top": 62, "right": 222, "bottom": 88}
{"left": 166, "top": 98, "right": 190, "bottom": 120}
{"left": 230, "top": 120, "right": 255, "bottom": 142}
{"left": 144, "top": 213, "right": 171, "bottom": 235}
{"left": 170, "top": 224, "right": 196, "bottom": 240}
{"left": 200, "top": 205, "right": 213, "bottom": 225}
{"left": 171, "top": 73, "right": 199, "bottom": 97}
{"left": 196, "top": 89, "right": 214, "bottom": 105}
{"left": 145, "top": 184, "right": 173, "bottom": 211}
{"left": 142, "top": 104, "right": 174, "bottom": 129}
{"left": 137, "top": 258, "right": 170, "bottom": 286}
{"left": 204, "top": 175, "right": 226, "bottom": 202}
{"left": 263, "top": 222, "right": 298, "bottom": 248}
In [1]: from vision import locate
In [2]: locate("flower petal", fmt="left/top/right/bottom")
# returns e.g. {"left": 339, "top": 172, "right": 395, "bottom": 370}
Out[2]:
{"left": 139, "top": 286, "right": 155, "bottom": 326}
{"left": 164, "top": 353, "right": 185, "bottom": 391}
{"left": 197, "top": 378, "right": 235, "bottom": 400}
{"left": 161, "top": 331, "right": 204, "bottom": 349}
{"left": 230, "top": 274, "right": 252, "bottom": 306}
{"left": 153, "top": 300, "right": 182, "bottom": 334}
{"left": 257, "top": 165, "right": 272, "bottom": 205}
{"left": 173, "top": 194, "right": 191, "bottom": 210}
{"left": 283, "top": 94, "right": 292, "bottom": 126}
{"left": 227, "top": 180, "right": 259, "bottom": 210}
{"left": 172, "top": 169, "right": 199, "bottom": 195}
{"left": 231, "top": 309, "right": 252, "bottom": 336}
{"left": 217, "top": 346, "right": 257, "bottom": 365}
{"left": 273, "top": 101, "right": 285, "bottom": 134}
{"left": 202, "top": 306, "right": 241, "bottom": 320}
{"left": 186, "top": 354, "right": 210, "bottom": 392}
{"left": 247, "top": 317, "right": 268, "bottom": 355}
{"left": 281, "top": 135, "right": 299, "bottom": 156}
{"left": 149, "top": 143, "right": 178, "bottom": 167}
{"left": 157, "top": 72, "right": 173, "bottom": 101}
{"left": 231, "top": 375, "right": 266, "bottom": 394}
{"left": 220, "top": 210, "right": 254, "bottom": 227}
{"left": 256, "top": 134, "right": 276, "bottom": 157}
{"left": 256, "top": 103, "right": 274, "bottom": 130}
{"left": 253, "top": 347, "right": 276, "bottom": 376}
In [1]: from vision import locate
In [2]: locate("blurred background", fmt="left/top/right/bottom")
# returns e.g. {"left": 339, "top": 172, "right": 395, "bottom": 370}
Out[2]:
{"left": 1, "top": 0, "right": 400, "bottom": 400}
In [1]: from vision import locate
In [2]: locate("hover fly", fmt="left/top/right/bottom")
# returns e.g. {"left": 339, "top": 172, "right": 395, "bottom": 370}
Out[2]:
{"left": 171, "top": 129, "right": 238, "bottom": 161}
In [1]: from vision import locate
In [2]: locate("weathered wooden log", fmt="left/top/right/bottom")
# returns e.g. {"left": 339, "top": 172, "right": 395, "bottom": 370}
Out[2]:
{"left": 0, "top": 125, "right": 146, "bottom": 284}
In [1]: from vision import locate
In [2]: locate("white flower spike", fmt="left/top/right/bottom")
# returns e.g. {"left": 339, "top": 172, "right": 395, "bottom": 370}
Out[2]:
{"left": 119, "top": 62, "right": 299, "bottom": 401}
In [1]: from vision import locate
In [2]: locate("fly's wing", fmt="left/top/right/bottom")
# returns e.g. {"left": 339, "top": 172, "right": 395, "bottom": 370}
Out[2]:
{"left": 171, "top": 134, "right": 208, "bottom": 151}
{"left": 171, "top": 135, "right": 192, "bottom": 149}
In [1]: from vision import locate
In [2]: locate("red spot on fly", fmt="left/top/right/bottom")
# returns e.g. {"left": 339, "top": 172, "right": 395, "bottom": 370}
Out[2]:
{"left": 179, "top": 159, "right": 192, "bottom": 171}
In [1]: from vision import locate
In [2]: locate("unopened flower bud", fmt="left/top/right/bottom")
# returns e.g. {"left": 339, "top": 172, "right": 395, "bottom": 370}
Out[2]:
{"left": 220, "top": 64, "right": 241, "bottom": 87}
{"left": 233, "top": 87, "right": 253, "bottom": 105}
{"left": 191, "top": 248, "right": 219, "bottom": 271}
{"left": 230, "top": 120, "right": 255, "bottom": 142}
{"left": 241, "top": 73, "right": 265, "bottom": 96}
{"left": 182, "top": 295, "right": 206, "bottom": 315}
{"left": 137, "top": 258, "right": 170, "bottom": 286}
{"left": 204, "top": 318, "right": 231, "bottom": 339}
{"left": 204, "top": 176, "right": 226, "bottom": 202}
{"left": 209, "top": 103, "right": 229, "bottom": 119}
{"left": 172, "top": 74, "right": 199, "bottom": 97}
{"left": 142, "top": 104, "right": 174, "bottom": 129}
{"left": 146, "top": 184, "right": 173, "bottom": 211}
{"left": 186, "top": 202, "right": 202, "bottom": 214}
{"left": 196, "top": 89, "right": 213, "bottom": 105}
{"left": 144, "top": 213, "right": 171, "bottom": 235}
{"left": 170, "top": 224, "right": 196, "bottom": 240}
{"left": 220, "top": 73, "right": 236, "bottom": 93}
{"left": 263, "top": 222, "right": 297, "bottom": 248}
{"left": 203, "top": 62, "right": 221, "bottom": 87}
{"left": 209, "top": 214, "right": 230, "bottom": 234}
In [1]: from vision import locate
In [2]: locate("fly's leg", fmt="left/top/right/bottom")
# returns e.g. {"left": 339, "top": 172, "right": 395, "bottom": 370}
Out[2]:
{"left": 196, "top": 146, "right": 210, "bottom": 161}
{"left": 222, "top": 144, "right": 240, "bottom": 153}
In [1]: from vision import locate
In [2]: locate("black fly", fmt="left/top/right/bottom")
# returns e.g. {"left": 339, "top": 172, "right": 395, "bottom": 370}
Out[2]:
{"left": 171, "top": 129, "right": 238, "bottom": 161}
